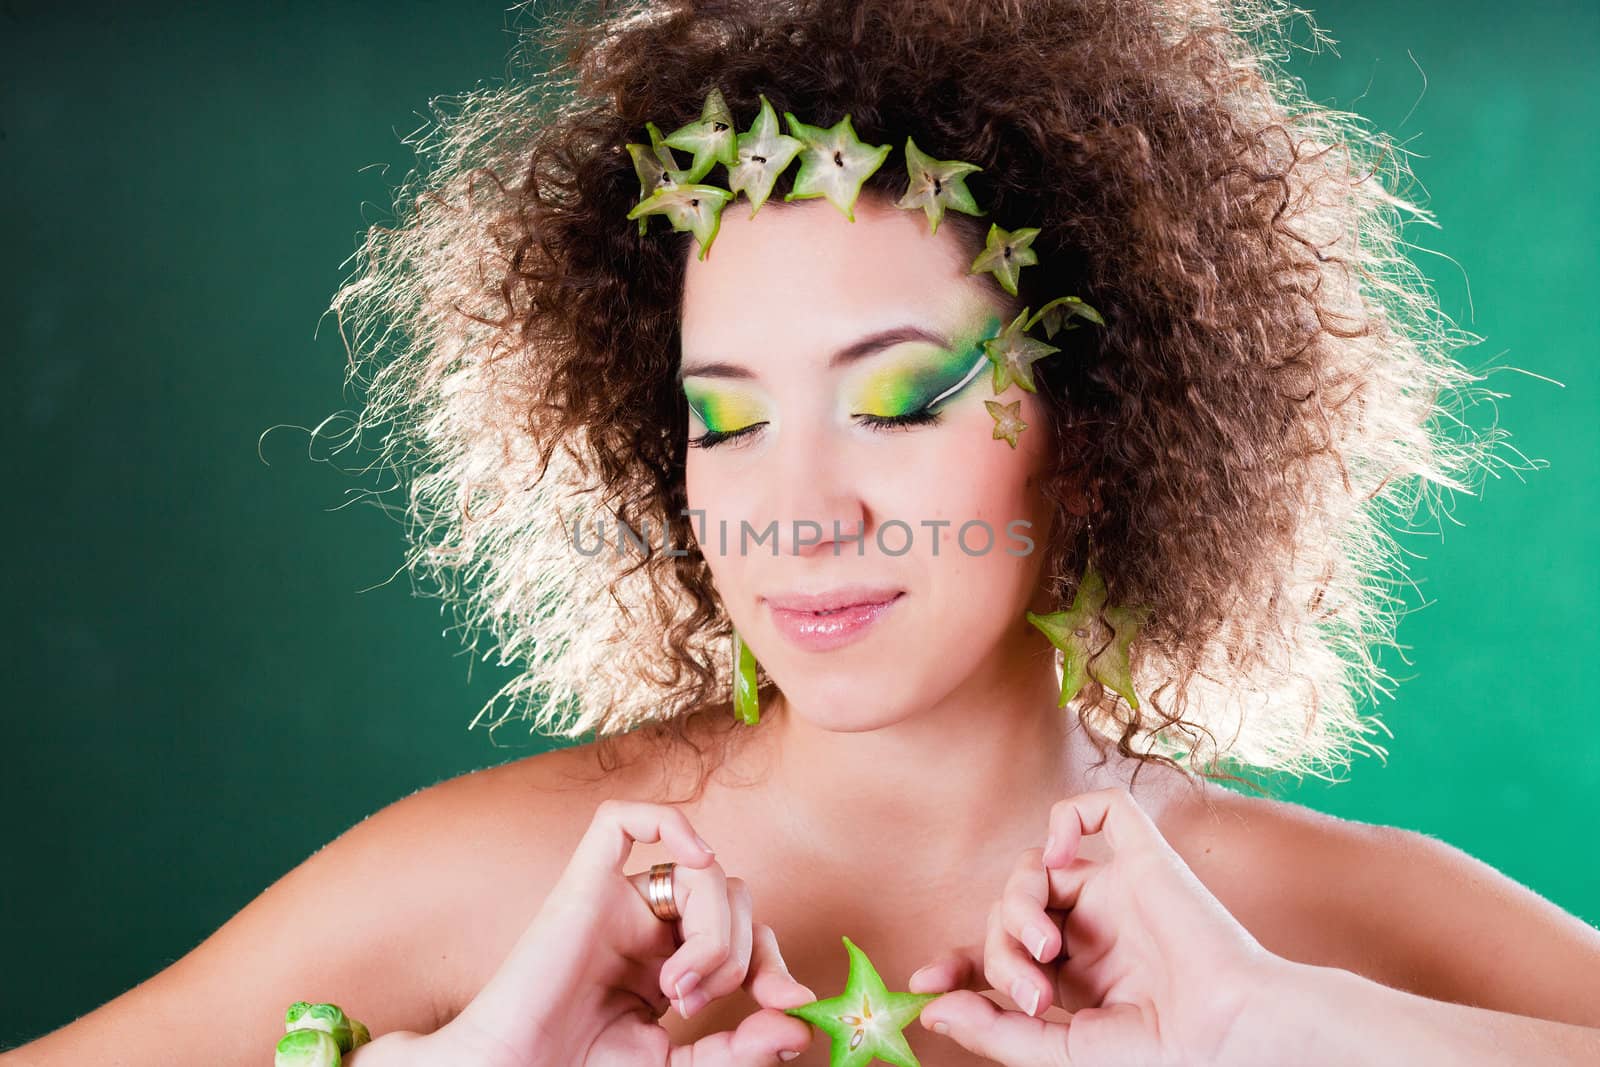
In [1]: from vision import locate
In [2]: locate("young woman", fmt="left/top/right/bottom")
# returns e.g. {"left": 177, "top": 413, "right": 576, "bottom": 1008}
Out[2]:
{"left": 9, "top": 1, "right": 1597, "bottom": 1064}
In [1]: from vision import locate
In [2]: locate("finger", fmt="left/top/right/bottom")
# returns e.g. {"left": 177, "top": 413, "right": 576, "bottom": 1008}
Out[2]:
{"left": 1042, "top": 786, "right": 1168, "bottom": 869}
{"left": 745, "top": 921, "right": 817, "bottom": 1011}
{"left": 918, "top": 989, "right": 1071, "bottom": 1067}
{"left": 666, "top": 1003, "right": 813, "bottom": 1067}
{"left": 658, "top": 860, "right": 732, "bottom": 1014}
{"left": 572, "top": 799, "right": 717, "bottom": 901}
{"left": 676, "top": 876, "right": 755, "bottom": 1018}
{"left": 1001, "top": 846, "right": 1063, "bottom": 965}
{"left": 908, "top": 946, "right": 985, "bottom": 994}
{"left": 984, "top": 898, "right": 1050, "bottom": 1018}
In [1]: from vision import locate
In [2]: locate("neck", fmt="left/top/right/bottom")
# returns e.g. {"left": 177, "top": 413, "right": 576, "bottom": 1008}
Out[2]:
{"left": 742, "top": 623, "right": 1115, "bottom": 881}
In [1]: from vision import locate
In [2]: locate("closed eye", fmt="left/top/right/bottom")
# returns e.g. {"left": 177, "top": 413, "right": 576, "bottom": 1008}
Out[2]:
{"left": 854, "top": 408, "right": 943, "bottom": 432}
{"left": 688, "top": 406, "right": 945, "bottom": 450}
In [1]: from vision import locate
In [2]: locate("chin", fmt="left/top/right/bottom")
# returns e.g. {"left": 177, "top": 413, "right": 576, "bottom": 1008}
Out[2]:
{"left": 780, "top": 677, "right": 919, "bottom": 733}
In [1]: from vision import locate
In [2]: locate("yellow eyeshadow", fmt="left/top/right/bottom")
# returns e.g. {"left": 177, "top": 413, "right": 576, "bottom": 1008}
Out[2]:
{"left": 683, "top": 381, "right": 769, "bottom": 433}
{"left": 844, "top": 342, "right": 988, "bottom": 418}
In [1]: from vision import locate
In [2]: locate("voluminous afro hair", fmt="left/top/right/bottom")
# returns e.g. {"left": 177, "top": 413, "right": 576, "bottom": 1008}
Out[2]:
{"left": 325, "top": 0, "right": 1519, "bottom": 798}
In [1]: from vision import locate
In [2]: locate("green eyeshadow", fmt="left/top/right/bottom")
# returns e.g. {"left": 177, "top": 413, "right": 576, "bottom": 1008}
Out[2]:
{"left": 844, "top": 312, "right": 1002, "bottom": 417}
{"left": 683, "top": 380, "right": 769, "bottom": 433}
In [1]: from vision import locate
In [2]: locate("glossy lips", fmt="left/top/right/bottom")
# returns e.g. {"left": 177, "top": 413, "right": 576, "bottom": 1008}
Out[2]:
{"left": 765, "top": 587, "right": 904, "bottom": 652}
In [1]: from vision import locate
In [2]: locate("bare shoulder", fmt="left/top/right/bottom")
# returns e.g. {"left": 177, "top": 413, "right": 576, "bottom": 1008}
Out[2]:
{"left": 419, "top": 733, "right": 702, "bottom": 1020}
{"left": 1161, "top": 785, "right": 1600, "bottom": 1027}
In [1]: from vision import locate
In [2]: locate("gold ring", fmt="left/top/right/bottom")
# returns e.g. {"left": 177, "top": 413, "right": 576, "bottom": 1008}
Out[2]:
{"left": 647, "top": 861, "right": 680, "bottom": 922}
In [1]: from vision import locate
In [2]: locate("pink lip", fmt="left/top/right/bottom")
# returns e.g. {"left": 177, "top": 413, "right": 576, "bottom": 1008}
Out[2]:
{"left": 765, "top": 590, "right": 905, "bottom": 652}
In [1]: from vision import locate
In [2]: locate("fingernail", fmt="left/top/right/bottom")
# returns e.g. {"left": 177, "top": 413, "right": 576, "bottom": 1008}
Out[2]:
{"left": 1025, "top": 924, "right": 1050, "bottom": 962}
{"left": 694, "top": 833, "right": 715, "bottom": 854}
{"left": 932, "top": 1021, "right": 950, "bottom": 1035}
{"left": 779, "top": 1053, "right": 801, "bottom": 1062}
{"left": 681, "top": 988, "right": 709, "bottom": 1018}
{"left": 1043, "top": 833, "right": 1056, "bottom": 861}
{"left": 1012, "top": 979, "right": 1040, "bottom": 1017}
{"left": 675, "top": 970, "right": 701, "bottom": 999}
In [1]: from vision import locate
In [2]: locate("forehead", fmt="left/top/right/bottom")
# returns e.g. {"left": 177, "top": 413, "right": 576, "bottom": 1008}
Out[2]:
{"left": 679, "top": 195, "right": 1000, "bottom": 362}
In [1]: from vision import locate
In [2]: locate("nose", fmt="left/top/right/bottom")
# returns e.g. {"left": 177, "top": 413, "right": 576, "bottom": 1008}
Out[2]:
{"left": 758, "top": 426, "right": 869, "bottom": 558}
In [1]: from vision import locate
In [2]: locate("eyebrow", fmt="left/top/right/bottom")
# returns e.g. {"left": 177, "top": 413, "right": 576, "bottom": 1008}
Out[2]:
{"left": 677, "top": 324, "right": 951, "bottom": 382}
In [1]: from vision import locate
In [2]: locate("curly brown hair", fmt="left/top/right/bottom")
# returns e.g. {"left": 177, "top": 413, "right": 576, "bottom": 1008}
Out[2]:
{"left": 325, "top": 0, "right": 1514, "bottom": 802}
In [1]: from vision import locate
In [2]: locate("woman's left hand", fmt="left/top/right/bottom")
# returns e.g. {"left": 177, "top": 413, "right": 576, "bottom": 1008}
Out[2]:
{"left": 908, "top": 786, "right": 1283, "bottom": 1067}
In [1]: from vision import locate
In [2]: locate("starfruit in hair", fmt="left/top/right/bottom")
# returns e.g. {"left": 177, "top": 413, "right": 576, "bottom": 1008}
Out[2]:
{"left": 726, "top": 93, "right": 805, "bottom": 218}
{"left": 782, "top": 112, "right": 892, "bottom": 223}
{"left": 662, "top": 86, "right": 740, "bottom": 185}
{"left": 626, "top": 121, "right": 695, "bottom": 235}
{"left": 968, "top": 222, "right": 1040, "bottom": 297}
{"left": 627, "top": 183, "right": 736, "bottom": 261}
{"left": 1026, "top": 295, "right": 1106, "bottom": 339}
{"left": 895, "top": 135, "right": 985, "bottom": 235}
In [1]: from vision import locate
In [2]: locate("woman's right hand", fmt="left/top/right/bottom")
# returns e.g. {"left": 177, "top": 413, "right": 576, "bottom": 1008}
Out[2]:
{"left": 355, "top": 799, "right": 816, "bottom": 1067}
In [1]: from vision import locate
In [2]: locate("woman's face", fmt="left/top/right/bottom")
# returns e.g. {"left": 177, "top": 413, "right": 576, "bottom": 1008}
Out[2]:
{"left": 678, "top": 194, "right": 1058, "bottom": 730}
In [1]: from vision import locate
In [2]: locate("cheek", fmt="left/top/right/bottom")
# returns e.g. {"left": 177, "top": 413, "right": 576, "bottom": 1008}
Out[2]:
{"left": 683, "top": 457, "right": 747, "bottom": 591}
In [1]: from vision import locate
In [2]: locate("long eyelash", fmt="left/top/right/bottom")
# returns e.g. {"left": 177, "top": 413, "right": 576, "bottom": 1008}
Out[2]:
{"left": 690, "top": 408, "right": 943, "bottom": 449}
{"left": 855, "top": 408, "right": 943, "bottom": 432}
{"left": 688, "top": 422, "right": 767, "bottom": 450}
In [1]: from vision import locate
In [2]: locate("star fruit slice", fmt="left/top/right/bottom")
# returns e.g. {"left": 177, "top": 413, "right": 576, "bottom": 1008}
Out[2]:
{"left": 968, "top": 222, "right": 1040, "bottom": 297}
{"left": 1025, "top": 295, "right": 1106, "bottom": 339}
{"left": 627, "top": 182, "right": 736, "bottom": 261}
{"left": 785, "top": 935, "right": 942, "bottom": 1067}
{"left": 726, "top": 93, "right": 804, "bottom": 218}
{"left": 983, "top": 308, "right": 1061, "bottom": 395}
{"left": 662, "top": 86, "right": 740, "bottom": 185}
{"left": 1026, "top": 560, "right": 1150, "bottom": 711}
{"left": 626, "top": 121, "right": 698, "bottom": 235}
{"left": 894, "top": 135, "right": 985, "bottom": 235}
{"left": 985, "top": 398, "right": 1028, "bottom": 448}
{"left": 782, "top": 112, "right": 892, "bottom": 222}
{"left": 733, "top": 627, "right": 760, "bottom": 724}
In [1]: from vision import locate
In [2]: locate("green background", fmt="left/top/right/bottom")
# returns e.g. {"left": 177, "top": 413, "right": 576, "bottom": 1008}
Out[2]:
{"left": 3, "top": 0, "right": 1595, "bottom": 1049}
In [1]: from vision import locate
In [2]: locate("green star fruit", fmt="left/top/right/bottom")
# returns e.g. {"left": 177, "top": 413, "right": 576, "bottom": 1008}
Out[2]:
{"left": 1025, "top": 294, "right": 1106, "bottom": 339}
{"left": 983, "top": 308, "right": 1061, "bottom": 395}
{"left": 985, "top": 398, "right": 1028, "bottom": 449}
{"left": 1026, "top": 560, "right": 1151, "bottom": 711}
{"left": 733, "top": 627, "right": 760, "bottom": 724}
{"left": 894, "top": 136, "right": 985, "bottom": 235}
{"left": 727, "top": 93, "right": 805, "bottom": 218}
{"left": 625, "top": 121, "right": 695, "bottom": 236}
{"left": 782, "top": 112, "right": 892, "bottom": 222}
{"left": 626, "top": 182, "right": 736, "bottom": 261}
{"left": 662, "top": 86, "right": 740, "bottom": 185}
{"left": 968, "top": 222, "right": 1040, "bottom": 297}
{"left": 785, "top": 935, "right": 941, "bottom": 1067}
